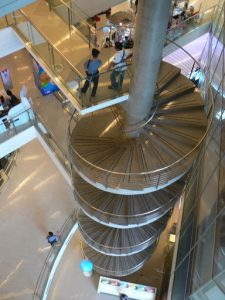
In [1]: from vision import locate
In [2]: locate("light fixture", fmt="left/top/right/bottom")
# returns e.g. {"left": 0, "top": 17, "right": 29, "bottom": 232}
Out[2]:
{"left": 169, "top": 233, "right": 176, "bottom": 243}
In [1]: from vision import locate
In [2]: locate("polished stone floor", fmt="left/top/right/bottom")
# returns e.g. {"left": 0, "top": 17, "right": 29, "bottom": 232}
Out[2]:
{"left": 0, "top": 140, "right": 76, "bottom": 300}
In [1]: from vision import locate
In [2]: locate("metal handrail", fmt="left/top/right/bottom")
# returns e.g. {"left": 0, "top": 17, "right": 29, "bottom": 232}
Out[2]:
{"left": 167, "top": 4, "right": 218, "bottom": 33}
{"left": 60, "top": 0, "right": 89, "bottom": 19}
{"left": 79, "top": 222, "right": 159, "bottom": 251}
{"left": 0, "top": 152, "right": 17, "bottom": 192}
{"left": 13, "top": 10, "right": 132, "bottom": 103}
{"left": 68, "top": 39, "right": 214, "bottom": 178}
{"left": 9, "top": 4, "right": 215, "bottom": 112}
{"left": 120, "top": 95, "right": 161, "bottom": 133}
{"left": 33, "top": 210, "right": 77, "bottom": 300}
{"left": 75, "top": 189, "right": 176, "bottom": 218}
{"left": 35, "top": 112, "right": 69, "bottom": 159}
{"left": 57, "top": 2, "right": 217, "bottom": 48}
{"left": 0, "top": 107, "right": 34, "bottom": 126}
{"left": 7, "top": 2, "right": 217, "bottom": 90}
{"left": 59, "top": 0, "right": 90, "bottom": 27}
{"left": 84, "top": 246, "right": 153, "bottom": 275}
{"left": 33, "top": 111, "right": 73, "bottom": 177}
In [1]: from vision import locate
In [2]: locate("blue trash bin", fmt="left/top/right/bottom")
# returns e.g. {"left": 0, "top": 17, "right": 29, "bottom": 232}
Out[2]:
{"left": 80, "top": 259, "right": 93, "bottom": 277}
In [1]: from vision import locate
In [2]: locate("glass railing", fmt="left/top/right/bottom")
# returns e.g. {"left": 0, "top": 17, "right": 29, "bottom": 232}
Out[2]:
{"left": 11, "top": 10, "right": 131, "bottom": 110}
{"left": 33, "top": 210, "right": 77, "bottom": 300}
{"left": 11, "top": 10, "right": 84, "bottom": 104}
{"left": 48, "top": 0, "right": 217, "bottom": 49}
{"left": 35, "top": 112, "right": 72, "bottom": 174}
{"left": 166, "top": 5, "right": 218, "bottom": 42}
{"left": 0, "top": 107, "right": 35, "bottom": 143}
{"left": 0, "top": 14, "right": 14, "bottom": 29}
{"left": 0, "top": 152, "right": 17, "bottom": 191}
{"left": 78, "top": 215, "right": 159, "bottom": 255}
{"left": 48, "top": 0, "right": 135, "bottom": 50}
{"left": 48, "top": 0, "right": 93, "bottom": 47}
{"left": 0, "top": 4, "right": 216, "bottom": 112}
{"left": 0, "top": 103, "right": 72, "bottom": 176}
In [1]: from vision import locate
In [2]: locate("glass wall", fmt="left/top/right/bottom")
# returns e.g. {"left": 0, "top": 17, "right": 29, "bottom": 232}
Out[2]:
{"left": 171, "top": 3, "right": 225, "bottom": 299}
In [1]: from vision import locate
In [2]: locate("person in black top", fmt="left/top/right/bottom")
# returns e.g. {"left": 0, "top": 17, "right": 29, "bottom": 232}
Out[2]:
{"left": 6, "top": 90, "right": 20, "bottom": 107}
{"left": 123, "top": 36, "right": 134, "bottom": 49}
{"left": 120, "top": 294, "right": 128, "bottom": 300}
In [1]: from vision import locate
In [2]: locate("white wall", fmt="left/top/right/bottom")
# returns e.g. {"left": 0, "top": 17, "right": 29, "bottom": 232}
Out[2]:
{"left": 0, "top": 126, "right": 36, "bottom": 158}
{"left": 0, "top": 27, "right": 24, "bottom": 58}
{"left": 0, "top": 0, "right": 36, "bottom": 17}
{"left": 73, "top": 0, "right": 125, "bottom": 17}
{"left": 0, "top": 126, "right": 72, "bottom": 187}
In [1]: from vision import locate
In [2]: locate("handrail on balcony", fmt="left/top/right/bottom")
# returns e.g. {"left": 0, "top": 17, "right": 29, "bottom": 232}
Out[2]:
{"left": 49, "top": 0, "right": 218, "bottom": 49}
{"left": 16, "top": 9, "right": 83, "bottom": 79}
{"left": 33, "top": 210, "right": 77, "bottom": 300}
{"left": 12, "top": 10, "right": 132, "bottom": 109}
{"left": 2, "top": 3, "right": 215, "bottom": 111}
{"left": 35, "top": 111, "right": 68, "bottom": 158}
{"left": 83, "top": 245, "right": 153, "bottom": 276}
{"left": 74, "top": 188, "right": 177, "bottom": 219}
{"left": 48, "top": 2, "right": 218, "bottom": 49}
{"left": 0, "top": 152, "right": 17, "bottom": 192}
{"left": 78, "top": 220, "right": 159, "bottom": 251}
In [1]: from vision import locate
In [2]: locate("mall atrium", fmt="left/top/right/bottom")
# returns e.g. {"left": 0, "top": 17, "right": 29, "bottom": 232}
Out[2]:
{"left": 0, "top": 0, "right": 224, "bottom": 299}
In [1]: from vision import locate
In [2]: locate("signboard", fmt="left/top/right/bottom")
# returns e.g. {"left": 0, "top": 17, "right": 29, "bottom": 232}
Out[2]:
{"left": 97, "top": 276, "right": 157, "bottom": 300}
{"left": 0, "top": 68, "right": 13, "bottom": 90}
{"left": 32, "top": 59, "right": 59, "bottom": 96}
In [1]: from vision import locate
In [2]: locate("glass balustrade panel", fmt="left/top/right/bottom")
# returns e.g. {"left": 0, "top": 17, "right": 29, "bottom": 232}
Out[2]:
{"left": 0, "top": 108, "right": 35, "bottom": 143}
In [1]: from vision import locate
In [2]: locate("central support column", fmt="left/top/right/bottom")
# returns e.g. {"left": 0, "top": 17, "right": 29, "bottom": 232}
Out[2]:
{"left": 125, "top": 0, "right": 172, "bottom": 126}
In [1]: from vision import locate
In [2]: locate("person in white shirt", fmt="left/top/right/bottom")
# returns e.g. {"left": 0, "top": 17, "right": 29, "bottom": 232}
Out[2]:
{"left": 108, "top": 42, "right": 132, "bottom": 90}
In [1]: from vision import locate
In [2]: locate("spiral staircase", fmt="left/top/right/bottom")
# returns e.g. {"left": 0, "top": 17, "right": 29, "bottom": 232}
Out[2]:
{"left": 69, "top": 58, "right": 208, "bottom": 276}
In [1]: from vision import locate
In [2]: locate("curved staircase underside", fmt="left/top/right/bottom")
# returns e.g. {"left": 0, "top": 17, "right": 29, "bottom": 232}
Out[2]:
{"left": 78, "top": 211, "right": 169, "bottom": 256}
{"left": 73, "top": 174, "right": 183, "bottom": 227}
{"left": 83, "top": 243, "right": 155, "bottom": 277}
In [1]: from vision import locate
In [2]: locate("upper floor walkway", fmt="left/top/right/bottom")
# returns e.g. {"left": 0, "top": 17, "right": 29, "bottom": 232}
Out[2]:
{"left": 8, "top": 0, "right": 217, "bottom": 114}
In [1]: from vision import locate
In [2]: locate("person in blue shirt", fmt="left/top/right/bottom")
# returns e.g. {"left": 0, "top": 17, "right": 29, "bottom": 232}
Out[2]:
{"left": 81, "top": 48, "right": 102, "bottom": 97}
{"left": 120, "top": 294, "right": 128, "bottom": 300}
{"left": 47, "top": 231, "right": 58, "bottom": 246}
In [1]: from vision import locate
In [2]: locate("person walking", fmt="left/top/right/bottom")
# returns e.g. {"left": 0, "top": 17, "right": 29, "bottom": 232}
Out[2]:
{"left": 108, "top": 42, "right": 132, "bottom": 91}
{"left": 46, "top": 231, "right": 59, "bottom": 246}
{"left": 81, "top": 48, "right": 102, "bottom": 98}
